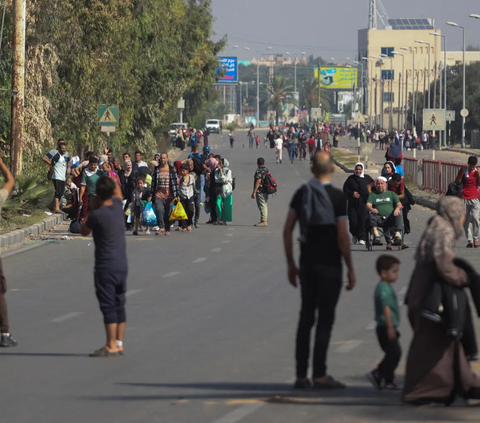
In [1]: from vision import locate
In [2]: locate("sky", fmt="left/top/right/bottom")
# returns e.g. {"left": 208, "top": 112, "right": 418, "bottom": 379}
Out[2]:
{"left": 211, "top": 0, "right": 480, "bottom": 61}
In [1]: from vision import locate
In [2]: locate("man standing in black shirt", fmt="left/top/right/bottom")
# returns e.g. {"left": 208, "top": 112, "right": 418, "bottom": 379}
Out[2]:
{"left": 81, "top": 177, "right": 128, "bottom": 357}
{"left": 283, "top": 151, "right": 356, "bottom": 389}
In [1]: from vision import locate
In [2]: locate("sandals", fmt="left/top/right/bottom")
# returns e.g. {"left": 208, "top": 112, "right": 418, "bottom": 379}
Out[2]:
{"left": 89, "top": 346, "right": 119, "bottom": 357}
{"left": 155, "top": 229, "right": 165, "bottom": 236}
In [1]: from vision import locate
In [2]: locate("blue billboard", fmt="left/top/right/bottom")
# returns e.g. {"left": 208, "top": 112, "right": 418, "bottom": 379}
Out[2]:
{"left": 216, "top": 57, "right": 238, "bottom": 83}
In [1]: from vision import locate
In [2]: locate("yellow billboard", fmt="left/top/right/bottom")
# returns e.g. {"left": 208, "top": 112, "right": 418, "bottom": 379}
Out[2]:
{"left": 314, "top": 66, "right": 358, "bottom": 90}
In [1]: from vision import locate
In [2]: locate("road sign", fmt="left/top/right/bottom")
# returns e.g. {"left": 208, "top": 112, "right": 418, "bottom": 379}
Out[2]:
{"left": 446, "top": 110, "right": 456, "bottom": 122}
{"left": 461, "top": 108, "right": 469, "bottom": 118}
{"left": 101, "top": 126, "right": 116, "bottom": 133}
{"left": 423, "top": 109, "right": 445, "bottom": 131}
{"left": 353, "top": 112, "right": 365, "bottom": 123}
{"left": 98, "top": 105, "right": 119, "bottom": 127}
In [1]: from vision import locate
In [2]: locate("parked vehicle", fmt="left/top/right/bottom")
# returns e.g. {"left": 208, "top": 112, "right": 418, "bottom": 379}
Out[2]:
{"left": 205, "top": 119, "right": 222, "bottom": 134}
{"left": 169, "top": 122, "right": 188, "bottom": 138}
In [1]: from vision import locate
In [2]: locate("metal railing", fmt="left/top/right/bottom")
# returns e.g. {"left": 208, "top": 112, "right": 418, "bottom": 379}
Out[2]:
{"left": 404, "top": 158, "right": 465, "bottom": 195}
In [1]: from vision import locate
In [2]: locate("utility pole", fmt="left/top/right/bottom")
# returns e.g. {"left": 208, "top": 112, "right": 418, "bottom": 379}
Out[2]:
{"left": 317, "top": 61, "right": 322, "bottom": 114}
{"left": 10, "top": 0, "right": 26, "bottom": 177}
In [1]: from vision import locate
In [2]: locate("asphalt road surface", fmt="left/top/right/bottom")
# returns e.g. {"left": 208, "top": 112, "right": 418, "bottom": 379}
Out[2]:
{"left": 1, "top": 131, "right": 480, "bottom": 423}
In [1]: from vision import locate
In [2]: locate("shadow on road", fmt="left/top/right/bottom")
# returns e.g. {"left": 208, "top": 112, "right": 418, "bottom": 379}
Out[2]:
{"left": 0, "top": 352, "right": 87, "bottom": 357}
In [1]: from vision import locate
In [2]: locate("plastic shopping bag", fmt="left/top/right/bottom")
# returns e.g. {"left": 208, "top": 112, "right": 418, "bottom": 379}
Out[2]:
{"left": 169, "top": 199, "right": 188, "bottom": 221}
{"left": 141, "top": 201, "right": 158, "bottom": 227}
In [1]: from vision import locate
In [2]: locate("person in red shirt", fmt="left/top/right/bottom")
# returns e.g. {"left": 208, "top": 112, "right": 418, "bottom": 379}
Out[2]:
{"left": 455, "top": 156, "right": 480, "bottom": 248}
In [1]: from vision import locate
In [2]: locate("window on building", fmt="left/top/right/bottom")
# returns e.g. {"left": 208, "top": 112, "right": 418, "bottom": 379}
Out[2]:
{"left": 381, "top": 70, "right": 394, "bottom": 80}
{"left": 383, "top": 92, "right": 395, "bottom": 103}
{"left": 381, "top": 47, "right": 394, "bottom": 57}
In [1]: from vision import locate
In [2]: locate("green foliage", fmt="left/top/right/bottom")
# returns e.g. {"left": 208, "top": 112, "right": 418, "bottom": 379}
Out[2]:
{"left": 0, "top": 0, "right": 223, "bottom": 168}
{"left": 4, "top": 176, "right": 52, "bottom": 213}
{"left": 264, "top": 76, "right": 295, "bottom": 124}
{"left": 226, "top": 122, "right": 237, "bottom": 132}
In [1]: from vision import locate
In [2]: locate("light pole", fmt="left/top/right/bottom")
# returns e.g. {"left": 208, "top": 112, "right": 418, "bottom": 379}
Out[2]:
{"left": 361, "top": 57, "right": 370, "bottom": 125}
{"left": 401, "top": 46, "right": 416, "bottom": 136}
{"left": 392, "top": 51, "right": 405, "bottom": 131}
{"left": 415, "top": 40, "right": 431, "bottom": 109}
{"left": 369, "top": 55, "right": 378, "bottom": 127}
{"left": 353, "top": 61, "right": 364, "bottom": 114}
{"left": 431, "top": 31, "right": 447, "bottom": 147}
{"left": 447, "top": 21, "right": 466, "bottom": 148}
{"left": 381, "top": 53, "right": 394, "bottom": 130}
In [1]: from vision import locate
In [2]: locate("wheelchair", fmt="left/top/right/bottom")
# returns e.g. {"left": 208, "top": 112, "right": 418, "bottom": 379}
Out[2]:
{"left": 365, "top": 212, "right": 403, "bottom": 251}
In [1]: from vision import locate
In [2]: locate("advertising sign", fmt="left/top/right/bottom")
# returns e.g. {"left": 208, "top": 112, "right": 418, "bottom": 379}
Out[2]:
{"left": 216, "top": 57, "right": 238, "bottom": 83}
{"left": 314, "top": 67, "right": 358, "bottom": 90}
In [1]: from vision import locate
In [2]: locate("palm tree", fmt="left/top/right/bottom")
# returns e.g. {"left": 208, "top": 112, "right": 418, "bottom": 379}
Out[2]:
{"left": 300, "top": 77, "right": 331, "bottom": 114}
{"left": 264, "top": 76, "right": 295, "bottom": 124}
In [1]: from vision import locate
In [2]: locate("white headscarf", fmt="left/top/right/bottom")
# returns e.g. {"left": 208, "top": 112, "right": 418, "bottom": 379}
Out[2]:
{"left": 354, "top": 163, "right": 365, "bottom": 178}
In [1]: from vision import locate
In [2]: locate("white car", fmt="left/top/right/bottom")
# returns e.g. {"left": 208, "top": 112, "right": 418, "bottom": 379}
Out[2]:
{"left": 205, "top": 119, "right": 222, "bottom": 134}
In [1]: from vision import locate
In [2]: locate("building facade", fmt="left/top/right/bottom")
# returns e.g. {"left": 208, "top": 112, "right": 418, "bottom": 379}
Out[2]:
{"left": 358, "top": 20, "right": 441, "bottom": 131}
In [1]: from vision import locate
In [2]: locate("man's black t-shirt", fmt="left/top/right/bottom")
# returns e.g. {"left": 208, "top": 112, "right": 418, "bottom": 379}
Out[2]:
{"left": 290, "top": 183, "right": 347, "bottom": 266}
{"left": 86, "top": 198, "right": 128, "bottom": 272}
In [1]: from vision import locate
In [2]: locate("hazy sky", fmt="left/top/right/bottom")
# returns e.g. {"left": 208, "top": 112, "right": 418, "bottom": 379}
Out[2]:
{"left": 212, "top": 0, "right": 480, "bottom": 60}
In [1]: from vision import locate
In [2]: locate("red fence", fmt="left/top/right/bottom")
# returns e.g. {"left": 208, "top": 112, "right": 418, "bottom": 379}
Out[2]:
{"left": 405, "top": 158, "right": 464, "bottom": 195}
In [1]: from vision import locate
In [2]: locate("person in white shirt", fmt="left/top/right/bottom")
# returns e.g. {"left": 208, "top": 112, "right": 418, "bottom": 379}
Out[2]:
{"left": 274, "top": 136, "right": 284, "bottom": 164}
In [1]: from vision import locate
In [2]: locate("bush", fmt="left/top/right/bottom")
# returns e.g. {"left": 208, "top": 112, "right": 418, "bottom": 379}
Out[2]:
{"left": 226, "top": 122, "right": 237, "bottom": 132}
{"left": 3, "top": 176, "right": 52, "bottom": 214}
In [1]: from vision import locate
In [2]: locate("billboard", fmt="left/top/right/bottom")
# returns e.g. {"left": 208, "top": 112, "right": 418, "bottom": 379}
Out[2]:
{"left": 314, "top": 66, "right": 358, "bottom": 90}
{"left": 216, "top": 57, "right": 238, "bottom": 83}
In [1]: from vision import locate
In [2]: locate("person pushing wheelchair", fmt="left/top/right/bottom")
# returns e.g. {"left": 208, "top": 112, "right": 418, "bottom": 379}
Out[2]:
{"left": 367, "top": 177, "right": 404, "bottom": 250}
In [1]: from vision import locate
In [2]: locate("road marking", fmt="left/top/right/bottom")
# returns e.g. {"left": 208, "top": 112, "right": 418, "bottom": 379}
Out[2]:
{"left": 222, "top": 240, "right": 231, "bottom": 244}
{"left": 334, "top": 340, "right": 363, "bottom": 353}
{"left": 126, "top": 289, "right": 142, "bottom": 297}
{"left": 365, "top": 321, "right": 376, "bottom": 330}
{"left": 193, "top": 258, "right": 207, "bottom": 264}
{"left": 163, "top": 272, "right": 180, "bottom": 278}
{"left": 210, "top": 378, "right": 294, "bottom": 423}
{"left": 226, "top": 233, "right": 233, "bottom": 237}
{"left": 212, "top": 248, "right": 222, "bottom": 253}
{"left": 228, "top": 228, "right": 235, "bottom": 231}
{"left": 51, "top": 312, "right": 84, "bottom": 323}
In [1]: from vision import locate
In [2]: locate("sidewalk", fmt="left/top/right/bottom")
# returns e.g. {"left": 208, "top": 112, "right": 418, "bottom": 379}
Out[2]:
{"left": 338, "top": 136, "right": 472, "bottom": 170}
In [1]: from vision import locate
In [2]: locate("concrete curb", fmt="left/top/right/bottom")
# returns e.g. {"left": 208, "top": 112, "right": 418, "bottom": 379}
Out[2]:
{"left": 0, "top": 214, "right": 65, "bottom": 248}
{"left": 334, "top": 158, "right": 438, "bottom": 211}
{"left": 444, "top": 148, "right": 480, "bottom": 157}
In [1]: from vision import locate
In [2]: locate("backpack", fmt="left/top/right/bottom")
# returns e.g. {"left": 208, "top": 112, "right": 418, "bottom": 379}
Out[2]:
{"left": 262, "top": 171, "right": 277, "bottom": 194}
{"left": 69, "top": 219, "right": 81, "bottom": 234}
{"left": 190, "top": 153, "right": 205, "bottom": 175}
{"left": 386, "top": 145, "right": 402, "bottom": 161}
{"left": 232, "top": 173, "right": 236, "bottom": 191}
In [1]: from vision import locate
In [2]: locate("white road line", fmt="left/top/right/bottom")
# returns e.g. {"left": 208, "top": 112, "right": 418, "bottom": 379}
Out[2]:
{"left": 365, "top": 321, "right": 376, "bottom": 330}
{"left": 126, "top": 289, "right": 142, "bottom": 297}
{"left": 211, "top": 403, "right": 264, "bottom": 423}
{"left": 210, "top": 378, "right": 294, "bottom": 423}
{"left": 51, "top": 312, "right": 84, "bottom": 323}
{"left": 228, "top": 228, "right": 235, "bottom": 231}
{"left": 222, "top": 240, "right": 231, "bottom": 244}
{"left": 226, "top": 233, "right": 233, "bottom": 237}
{"left": 212, "top": 248, "right": 222, "bottom": 253}
{"left": 334, "top": 340, "right": 363, "bottom": 353}
{"left": 193, "top": 258, "right": 207, "bottom": 264}
{"left": 163, "top": 272, "right": 181, "bottom": 278}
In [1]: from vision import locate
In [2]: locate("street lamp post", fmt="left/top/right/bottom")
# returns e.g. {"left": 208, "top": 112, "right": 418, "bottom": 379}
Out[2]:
{"left": 447, "top": 22, "right": 466, "bottom": 148}
{"left": 369, "top": 56, "right": 378, "bottom": 127}
{"left": 392, "top": 51, "right": 405, "bottom": 130}
{"left": 353, "top": 61, "right": 364, "bottom": 115}
{"left": 415, "top": 40, "right": 431, "bottom": 109}
{"left": 431, "top": 32, "right": 447, "bottom": 147}
{"left": 381, "top": 54, "right": 394, "bottom": 130}
{"left": 401, "top": 47, "right": 416, "bottom": 136}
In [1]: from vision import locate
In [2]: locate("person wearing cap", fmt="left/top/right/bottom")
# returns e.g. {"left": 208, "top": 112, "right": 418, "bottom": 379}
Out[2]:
{"left": 80, "top": 156, "right": 103, "bottom": 211}
{"left": 42, "top": 138, "right": 71, "bottom": 213}
{"left": 367, "top": 177, "right": 403, "bottom": 250}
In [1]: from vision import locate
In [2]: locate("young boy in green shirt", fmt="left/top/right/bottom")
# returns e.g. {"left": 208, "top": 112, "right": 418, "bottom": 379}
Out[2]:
{"left": 367, "top": 255, "right": 402, "bottom": 390}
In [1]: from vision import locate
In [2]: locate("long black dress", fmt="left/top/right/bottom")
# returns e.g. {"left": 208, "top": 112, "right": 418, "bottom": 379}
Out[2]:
{"left": 343, "top": 172, "right": 373, "bottom": 241}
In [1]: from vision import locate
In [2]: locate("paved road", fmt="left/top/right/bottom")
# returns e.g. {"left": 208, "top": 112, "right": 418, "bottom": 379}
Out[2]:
{"left": 1, "top": 132, "right": 480, "bottom": 422}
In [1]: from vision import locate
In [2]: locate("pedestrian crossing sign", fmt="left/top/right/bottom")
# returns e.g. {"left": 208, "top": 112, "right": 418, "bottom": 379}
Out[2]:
{"left": 98, "top": 105, "right": 119, "bottom": 126}
{"left": 423, "top": 109, "right": 445, "bottom": 131}
{"left": 446, "top": 110, "right": 455, "bottom": 122}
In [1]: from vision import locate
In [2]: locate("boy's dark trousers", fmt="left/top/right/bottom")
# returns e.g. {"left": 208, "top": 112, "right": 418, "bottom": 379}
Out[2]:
{"left": 375, "top": 326, "right": 402, "bottom": 383}
{"left": 179, "top": 197, "right": 194, "bottom": 228}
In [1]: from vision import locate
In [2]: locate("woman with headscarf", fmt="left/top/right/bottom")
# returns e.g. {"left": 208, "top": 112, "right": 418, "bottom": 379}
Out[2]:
{"left": 343, "top": 163, "right": 374, "bottom": 245}
{"left": 205, "top": 157, "right": 219, "bottom": 224}
{"left": 381, "top": 161, "right": 396, "bottom": 179}
{"left": 403, "top": 196, "right": 480, "bottom": 404}
{"left": 214, "top": 158, "right": 233, "bottom": 225}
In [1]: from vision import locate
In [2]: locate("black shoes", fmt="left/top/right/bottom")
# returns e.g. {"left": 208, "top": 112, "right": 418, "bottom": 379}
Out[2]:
{"left": 0, "top": 333, "right": 18, "bottom": 347}
{"left": 367, "top": 370, "right": 382, "bottom": 390}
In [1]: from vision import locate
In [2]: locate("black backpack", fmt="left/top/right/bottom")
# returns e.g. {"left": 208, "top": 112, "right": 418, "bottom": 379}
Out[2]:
{"left": 262, "top": 172, "right": 278, "bottom": 194}
{"left": 69, "top": 219, "right": 81, "bottom": 234}
{"left": 190, "top": 153, "right": 205, "bottom": 175}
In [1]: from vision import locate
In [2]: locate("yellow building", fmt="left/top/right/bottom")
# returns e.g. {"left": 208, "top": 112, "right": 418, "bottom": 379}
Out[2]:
{"left": 358, "top": 18, "right": 442, "bottom": 131}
